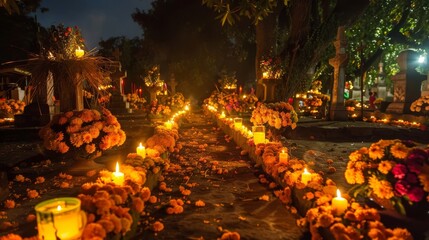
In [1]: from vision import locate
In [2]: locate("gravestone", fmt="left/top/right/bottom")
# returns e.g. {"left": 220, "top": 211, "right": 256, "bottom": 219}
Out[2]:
{"left": 328, "top": 26, "right": 348, "bottom": 120}
{"left": 109, "top": 68, "right": 131, "bottom": 114}
{"left": 386, "top": 50, "right": 426, "bottom": 114}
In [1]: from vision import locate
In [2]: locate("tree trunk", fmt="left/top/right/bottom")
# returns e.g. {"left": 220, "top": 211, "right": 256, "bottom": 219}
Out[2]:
{"left": 255, "top": 7, "right": 280, "bottom": 101}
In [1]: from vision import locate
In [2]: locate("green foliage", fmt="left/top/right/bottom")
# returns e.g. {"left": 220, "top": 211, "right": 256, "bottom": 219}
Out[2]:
{"left": 345, "top": 0, "right": 429, "bottom": 90}
{"left": 202, "top": 0, "right": 284, "bottom": 25}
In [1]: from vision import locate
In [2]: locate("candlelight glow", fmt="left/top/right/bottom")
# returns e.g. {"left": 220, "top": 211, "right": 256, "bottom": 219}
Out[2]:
{"left": 115, "top": 162, "right": 120, "bottom": 173}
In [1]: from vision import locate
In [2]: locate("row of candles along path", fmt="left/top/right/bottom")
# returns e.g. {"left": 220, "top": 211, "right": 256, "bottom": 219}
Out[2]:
{"left": 214, "top": 109, "right": 348, "bottom": 216}
{"left": 36, "top": 105, "right": 191, "bottom": 240}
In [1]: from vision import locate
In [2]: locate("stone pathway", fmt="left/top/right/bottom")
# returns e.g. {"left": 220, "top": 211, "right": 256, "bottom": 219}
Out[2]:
{"left": 139, "top": 112, "right": 306, "bottom": 239}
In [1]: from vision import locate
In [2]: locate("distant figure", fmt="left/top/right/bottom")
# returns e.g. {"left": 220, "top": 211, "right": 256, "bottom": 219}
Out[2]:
{"left": 369, "top": 91, "right": 377, "bottom": 109}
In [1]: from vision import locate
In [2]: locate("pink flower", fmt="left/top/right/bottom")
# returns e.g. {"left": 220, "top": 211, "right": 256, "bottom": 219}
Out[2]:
{"left": 408, "top": 186, "right": 424, "bottom": 202}
{"left": 394, "top": 180, "right": 409, "bottom": 196}
{"left": 392, "top": 164, "right": 407, "bottom": 179}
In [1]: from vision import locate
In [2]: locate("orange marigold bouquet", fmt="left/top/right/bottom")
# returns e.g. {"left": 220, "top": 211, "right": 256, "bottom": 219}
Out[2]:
{"left": 0, "top": 98, "right": 25, "bottom": 118}
{"left": 126, "top": 93, "right": 146, "bottom": 110}
{"left": 39, "top": 108, "right": 126, "bottom": 158}
{"left": 146, "top": 100, "right": 171, "bottom": 117}
{"left": 410, "top": 95, "right": 429, "bottom": 114}
{"left": 166, "top": 93, "right": 186, "bottom": 110}
{"left": 250, "top": 102, "right": 298, "bottom": 130}
{"left": 345, "top": 139, "right": 429, "bottom": 215}
{"left": 304, "top": 202, "right": 413, "bottom": 240}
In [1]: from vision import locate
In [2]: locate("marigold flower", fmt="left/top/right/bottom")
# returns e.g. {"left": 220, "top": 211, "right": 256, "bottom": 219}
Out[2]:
{"left": 220, "top": 231, "right": 240, "bottom": 240}
{"left": 390, "top": 142, "right": 409, "bottom": 159}
{"left": 195, "top": 200, "right": 205, "bottom": 207}
{"left": 378, "top": 160, "right": 393, "bottom": 174}
{"left": 368, "top": 144, "right": 384, "bottom": 160}
{"left": 140, "top": 187, "right": 151, "bottom": 201}
{"left": 4, "top": 200, "right": 15, "bottom": 209}
{"left": 27, "top": 189, "right": 39, "bottom": 199}
{"left": 81, "top": 223, "right": 106, "bottom": 240}
{"left": 152, "top": 221, "right": 164, "bottom": 232}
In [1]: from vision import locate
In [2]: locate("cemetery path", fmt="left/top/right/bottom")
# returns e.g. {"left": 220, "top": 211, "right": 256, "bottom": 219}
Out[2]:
{"left": 139, "top": 112, "right": 307, "bottom": 240}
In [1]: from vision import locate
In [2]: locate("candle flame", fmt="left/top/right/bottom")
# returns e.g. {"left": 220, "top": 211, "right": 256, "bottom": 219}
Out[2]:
{"left": 116, "top": 162, "right": 120, "bottom": 173}
{"left": 282, "top": 149, "right": 285, "bottom": 154}
{"left": 139, "top": 142, "right": 143, "bottom": 148}
{"left": 304, "top": 168, "right": 309, "bottom": 174}
{"left": 57, "top": 205, "right": 62, "bottom": 211}
{"left": 336, "top": 189, "right": 342, "bottom": 198}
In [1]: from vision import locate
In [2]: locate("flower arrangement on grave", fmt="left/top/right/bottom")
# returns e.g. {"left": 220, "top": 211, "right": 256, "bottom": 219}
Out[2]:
{"left": 241, "top": 93, "right": 258, "bottom": 110}
{"left": 38, "top": 108, "right": 126, "bottom": 158}
{"left": 0, "top": 99, "right": 25, "bottom": 118}
{"left": 10, "top": 24, "right": 117, "bottom": 113}
{"left": 304, "top": 96, "right": 323, "bottom": 107}
{"left": 250, "top": 102, "right": 298, "bottom": 141}
{"left": 219, "top": 92, "right": 244, "bottom": 114}
{"left": 304, "top": 201, "right": 413, "bottom": 240}
{"left": 251, "top": 101, "right": 298, "bottom": 129}
{"left": 260, "top": 55, "right": 283, "bottom": 79}
{"left": 345, "top": 139, "right": 429, "bottom": 215}
{"left": 146, "top": 100, "right": 171, "bottom": 117}
{"left": 410, "top": 95, "right": 429, "bottom": 114}
{"left": 165, "top": 93, "right": 186, "bottom": 110}
{"left": 126, "top": 93, "right": 146, "bottom": 110}
{"left": 204, "top": 90, "right": 224, "bottom": 111}
{"left": 144, "top": 65, "right": 164, "bottom": 92}
{"left": 310, "top": 80, "right": 322, "bottom": 93}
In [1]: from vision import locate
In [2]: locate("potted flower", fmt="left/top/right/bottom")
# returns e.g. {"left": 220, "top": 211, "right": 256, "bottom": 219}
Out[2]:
{"left": 39, "top": 108, "right": 126, "bottom": 165}
{"left": 345, "top": 139, "right": 429, "bottom": 218}
{"left": 250, "top": 101, "right": 298, "bottom": 141}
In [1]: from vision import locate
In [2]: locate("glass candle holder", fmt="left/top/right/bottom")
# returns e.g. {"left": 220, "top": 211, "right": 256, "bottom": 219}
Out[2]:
{"left": 252, "top": 125, "right": 265, "bottom": 145}
{"left": 233, "top": 118, "right": 243, "bottom": 130}
{"left": 35, "top": 197, "right": 86, "bottom": 240}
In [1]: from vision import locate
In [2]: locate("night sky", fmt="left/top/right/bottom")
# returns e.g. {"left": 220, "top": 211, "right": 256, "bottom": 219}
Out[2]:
{"left": 35, "top": 0, "right": 152, "bottom": 49}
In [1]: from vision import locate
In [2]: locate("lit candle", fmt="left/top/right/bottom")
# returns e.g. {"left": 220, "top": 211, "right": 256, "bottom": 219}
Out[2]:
{"left": 262, "top": 71, "right": 269, "bottom": 79}
{"left": 332, "top": 189, "right": 348, "bottom": 215}
{"left": 301, "top": 168, "right": 312, "bottom": 185}
{"left": 164, "top": 121, "right": 173, "bottom": 130}
{"left": 112, "top": 162, "right": 125, "bottom": 185}
{"left": 279, "top": 149, "right": 289, "bottom": 163}
{"left": 35, "top": 198, "right": 85, "bottom": 240}
{"left": 136, "top": 142, "right": 146, "bottom": 158}
{"left": 234, "top": 118, "right": 242, "bottom": 130}
{"left": 75, "top": 47, "right": 84, "bottom": 58}
{"left": 220, "top": 111, "right": 226, "bottom": 119}
{"left": 252, "top": 126, "right": 265, "bottom": 145}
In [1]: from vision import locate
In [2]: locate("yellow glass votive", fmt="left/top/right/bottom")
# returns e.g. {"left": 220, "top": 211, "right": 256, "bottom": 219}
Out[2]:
{"left": 35, "top": 197, "right": 86, "bottom": 240}
{"left": 234, "top": 118, "right": 242, "bottom": 130}
{"left": 252, "top": 126, "right": 265, "bottom": 145}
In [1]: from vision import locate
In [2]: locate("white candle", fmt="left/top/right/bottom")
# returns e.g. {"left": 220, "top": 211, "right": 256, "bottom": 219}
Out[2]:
{"left": 332, "top": 189, "right": 348, "bottom": 215}
{"left": 301, "top": 168, "right": 312, "bottom": 185}
{"left": 279, "top": 149, "right": 288, "bottom": 163}
{"left": 112, "top": 162, "right": 124, "bottom": 185}
{"left": 136, "top": 142, "right": 146, "bottom": 158}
